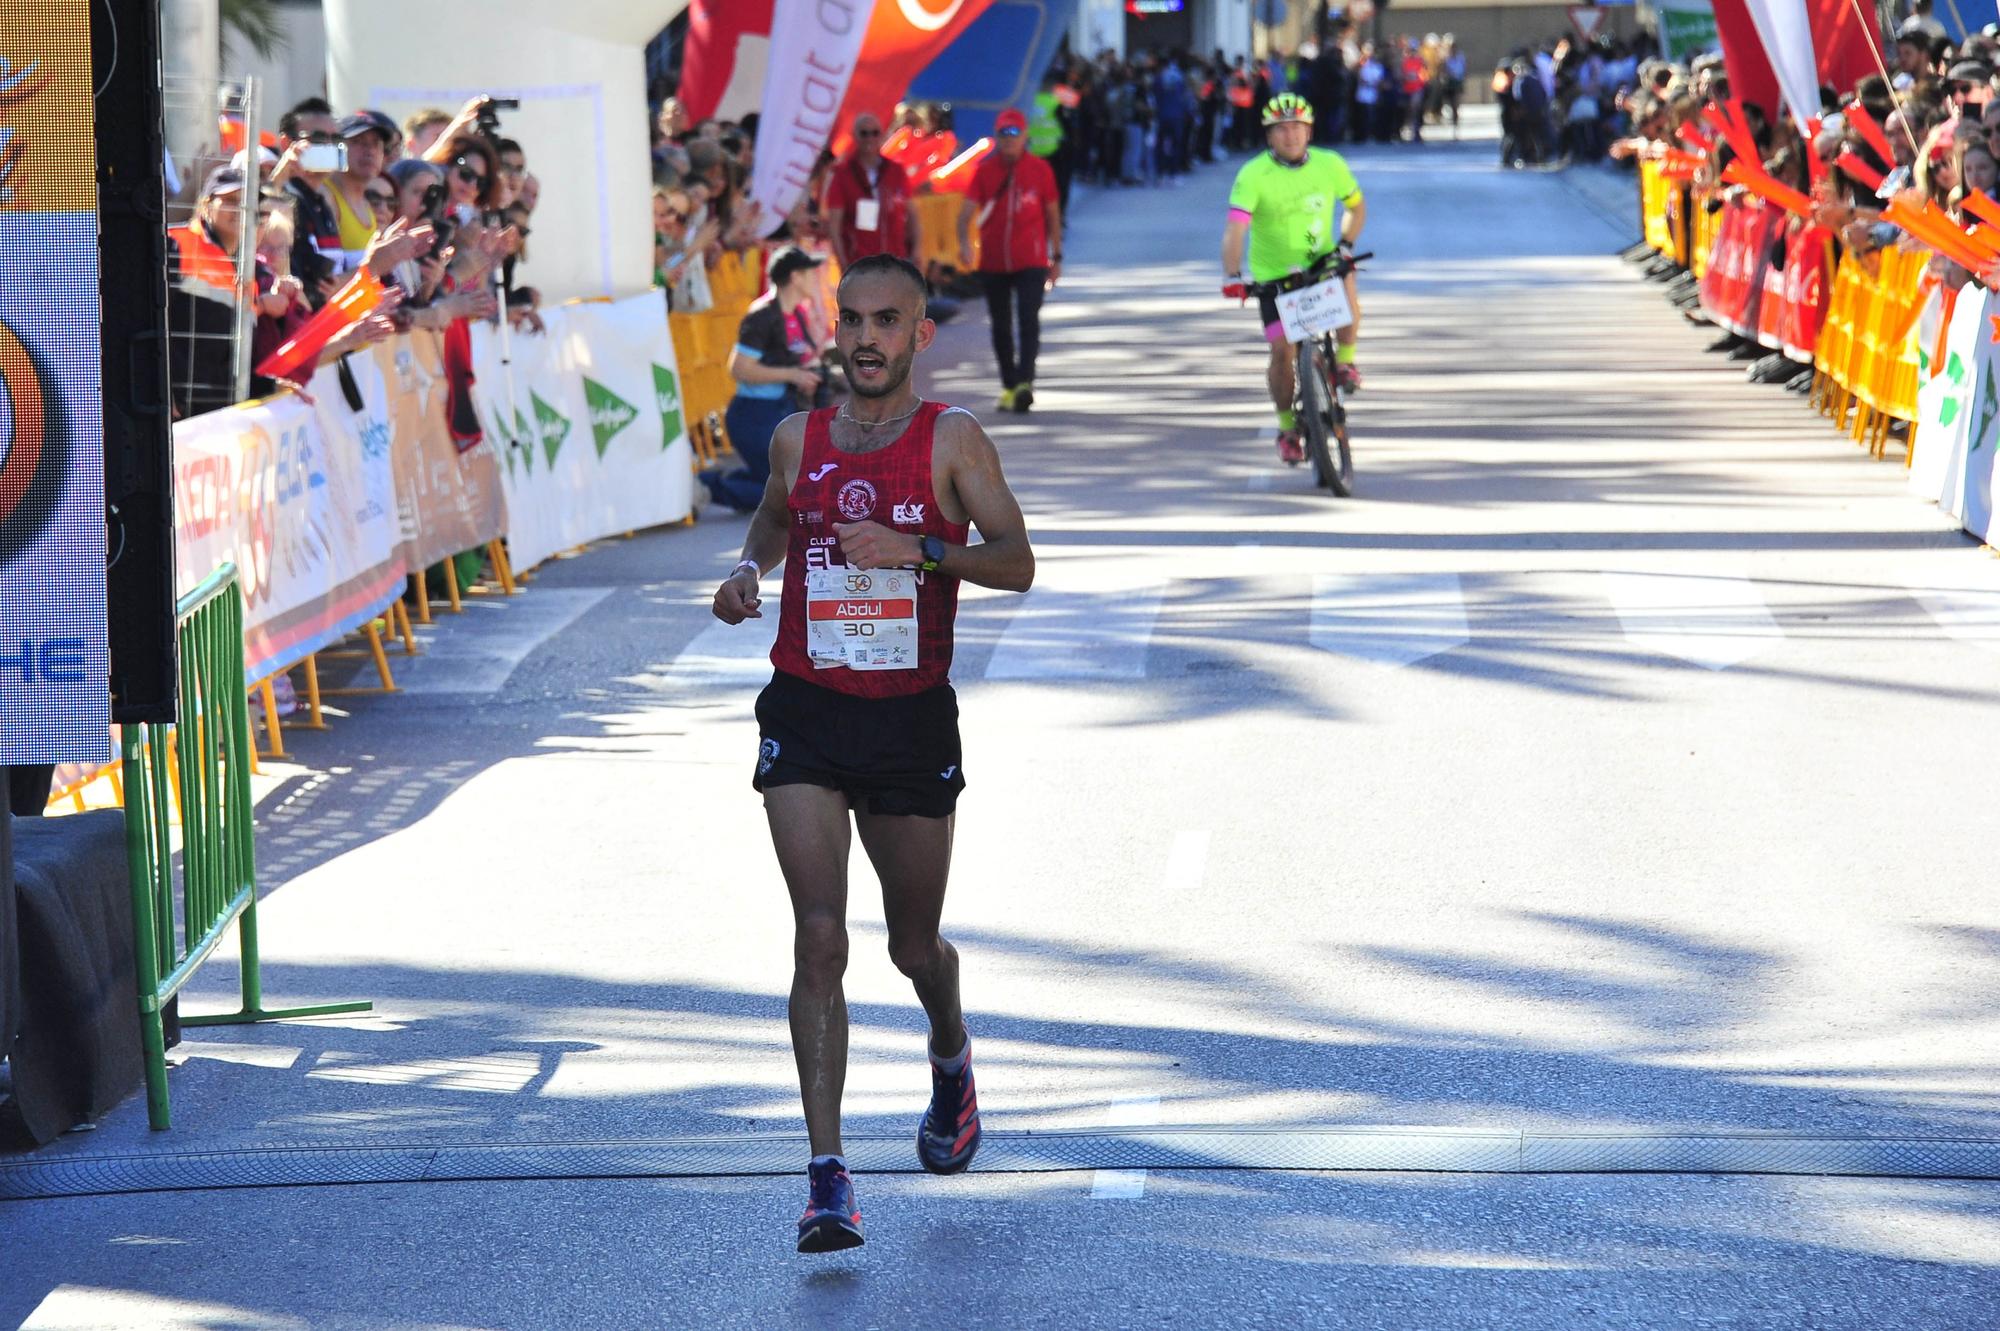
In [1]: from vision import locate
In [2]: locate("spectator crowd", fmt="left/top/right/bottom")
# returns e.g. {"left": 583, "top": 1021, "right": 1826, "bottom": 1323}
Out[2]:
{"left": 1606, "top": 0, "right": 2000, "bottom": 408}
{"left": 166, "top": 93, "right": 546, "bottom": 422}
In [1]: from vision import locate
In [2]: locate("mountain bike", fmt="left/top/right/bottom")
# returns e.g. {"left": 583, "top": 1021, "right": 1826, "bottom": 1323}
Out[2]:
{"left": 1234, "top": 250, "right": 1371, "bottom": 496}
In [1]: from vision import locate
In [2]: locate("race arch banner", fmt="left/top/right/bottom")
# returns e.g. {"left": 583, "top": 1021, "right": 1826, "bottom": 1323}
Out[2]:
{"left": 476, "top": 293, "right": 695, "bottom": 574}
{"left": 0, "top": 2, "right": 112, "bottom": 763}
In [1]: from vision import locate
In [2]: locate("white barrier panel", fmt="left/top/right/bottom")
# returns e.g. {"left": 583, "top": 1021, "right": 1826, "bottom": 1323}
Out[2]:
{"left": 1912, "top": 285, "right": 2000, "bottom": 545}
{"left": 476, "top": 293, "right": 694, "bottom": 572}
{"left": 326, "top": 1, "right": 666, "bottom": 304}
{"left": 173, "top": 363, "right": 408, "bottom": 684}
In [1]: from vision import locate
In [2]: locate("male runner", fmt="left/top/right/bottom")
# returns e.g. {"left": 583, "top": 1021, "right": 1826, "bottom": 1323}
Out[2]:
{"left": 710, "top": 253, "right": 1035, "bottom": 1253}
{"left": 1221, "top": 92, "right": 1367, "bottom": 465}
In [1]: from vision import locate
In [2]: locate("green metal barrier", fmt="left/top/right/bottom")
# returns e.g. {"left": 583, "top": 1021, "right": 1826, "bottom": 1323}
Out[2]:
{"left": 123, "top": 563, "right": 370, "bottom": 1130}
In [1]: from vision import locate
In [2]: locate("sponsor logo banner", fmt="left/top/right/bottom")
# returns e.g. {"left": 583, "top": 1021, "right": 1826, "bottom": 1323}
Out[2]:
{"left": 174, "top": 361, "right": 407, "bottom": 684}
{"left": 480, "top": 293, "right": 694, "bottom": 572}
{"left": 0, "top": 3, "right": 110, "bottom": 762}
{"left": 375, "top": 332, "right": 507, "bottom": 572}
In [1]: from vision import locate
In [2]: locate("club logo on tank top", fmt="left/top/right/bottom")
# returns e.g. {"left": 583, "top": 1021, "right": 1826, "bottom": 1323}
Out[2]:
{"left": 836, "top": 477, "right": 878, "bottom": 521}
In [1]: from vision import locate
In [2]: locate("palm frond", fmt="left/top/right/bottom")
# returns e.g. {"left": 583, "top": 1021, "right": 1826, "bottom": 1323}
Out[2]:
{"left": 220, "top": 0, "right": 288, "bottom": 61}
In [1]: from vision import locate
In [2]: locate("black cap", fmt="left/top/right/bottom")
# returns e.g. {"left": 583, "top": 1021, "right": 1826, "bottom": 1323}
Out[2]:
{"left": 767, "top": 244, "right": 825, "bottom": 286}
{"left": 1950, "top": 59, "right": 1994, "bottom": 82}
{"left": 338, "top": 110, "right": 399, "bottom": 144}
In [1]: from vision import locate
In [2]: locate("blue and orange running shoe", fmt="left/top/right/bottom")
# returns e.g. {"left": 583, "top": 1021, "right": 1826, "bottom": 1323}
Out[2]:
{"left": 916, "top": 1033, "right": 982, "bottom": 1174}
{"left": 796, "top": 1158, "right": 864, "bottom": 1253}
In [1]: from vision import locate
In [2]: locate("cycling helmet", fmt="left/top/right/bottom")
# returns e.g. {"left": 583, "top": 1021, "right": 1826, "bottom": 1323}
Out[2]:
{"left": 1262, "top": 93, "right": 1314, "bottom": 127}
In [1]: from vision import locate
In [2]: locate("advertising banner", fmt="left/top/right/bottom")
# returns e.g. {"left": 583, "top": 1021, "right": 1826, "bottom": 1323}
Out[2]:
{"left": 1911, "top": 285, "right": 2000, "bottom": 544}
{"left": 375, "top": 332, "right": 507, "bottom": 570}
{"left": 749, "top": 0, "right": 873, "bottom": 236}
{"left": 0, "top": 3, "right": 112, "bottom": 763}
{"left": 1912, "top": 286, "right": 1980, "bottom": 511}
{"left": 480, "top": 295, "right": 694, "bottom": 573}
{"left": 174, "top": 362, "right": 407, "bottom": 685}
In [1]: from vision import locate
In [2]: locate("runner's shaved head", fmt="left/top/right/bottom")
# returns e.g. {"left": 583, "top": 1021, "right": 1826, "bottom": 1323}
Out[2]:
{"left": 839, "top": 253, "right": 929, "bottom": 317}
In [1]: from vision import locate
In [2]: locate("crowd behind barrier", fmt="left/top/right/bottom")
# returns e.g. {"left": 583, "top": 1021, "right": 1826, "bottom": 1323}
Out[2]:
{"left": 1615, "top": 12, "right": 2000, "bottom": 553}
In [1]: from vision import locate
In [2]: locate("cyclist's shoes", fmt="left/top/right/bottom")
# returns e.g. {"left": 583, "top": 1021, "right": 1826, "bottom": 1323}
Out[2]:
{"left": 1275, "top": 429, "right": 1305, "bottom": 465}
{"left": 1014, "top": 382, "right": 1035, "bottom": 412}
{"left": 796, "top": 1158, "right": 865, "bottom": 1253}
{"left": 996, "top": 385, "right": 1019, "bottom": 412}
{"left": 1336, "top": 362, "right": 1363, "bottom": 394}
{"left": 916, "top": 1032, "right": 982, "bottom": 1174}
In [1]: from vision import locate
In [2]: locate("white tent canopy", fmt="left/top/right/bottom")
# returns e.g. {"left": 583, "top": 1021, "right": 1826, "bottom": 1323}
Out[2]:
{"left": 326, "top": 0, "right": 689, "bottom": 303}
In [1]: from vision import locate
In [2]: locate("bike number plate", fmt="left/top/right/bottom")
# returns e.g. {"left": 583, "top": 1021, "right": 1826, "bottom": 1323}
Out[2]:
{"left": 1274, "top": 277, "right": 1354, "bottom": 342}
{"left": 806, "top": 567, "right": 920, "bottom": 671}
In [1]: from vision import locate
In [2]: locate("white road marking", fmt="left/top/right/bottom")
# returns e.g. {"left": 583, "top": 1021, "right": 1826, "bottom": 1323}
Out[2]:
{"left": 1309, "top": 571, "right": 1470, "bottom": 666}
{"left": 1907, "top": 580, "right": 2000, "bottom": 654}
{"left": 1091, "top": 1095, "right": 1163, "bottom": 1199}
{"left": 391, "top": 589, "right": 613, "bottom": 694}
{"left": 1600, "top": 568, "right": 1783, "bottom": 670}
{"left": 1162, "top": 830, "right": 1211, "bottom": 894}
{"left": 984, "top": 582, "right": 1167, "bottom": 680}
{"left": 666, "top": 616, "right": 781, "bottom": 688}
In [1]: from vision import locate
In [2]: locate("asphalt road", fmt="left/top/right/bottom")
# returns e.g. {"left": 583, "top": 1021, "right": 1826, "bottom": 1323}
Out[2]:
{"left": 5, "top": 136, "right": 2000, "bottom": 1329}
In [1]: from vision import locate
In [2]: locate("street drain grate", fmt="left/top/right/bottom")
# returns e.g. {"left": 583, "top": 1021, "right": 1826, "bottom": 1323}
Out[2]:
{"left": 6, "top": 1126, "right": 2000, "bottom": 1201}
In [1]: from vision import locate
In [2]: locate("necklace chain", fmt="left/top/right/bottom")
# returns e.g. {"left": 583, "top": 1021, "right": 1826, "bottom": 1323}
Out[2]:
{"left": 838, "top": 397, "right": 924, "bottom": 428}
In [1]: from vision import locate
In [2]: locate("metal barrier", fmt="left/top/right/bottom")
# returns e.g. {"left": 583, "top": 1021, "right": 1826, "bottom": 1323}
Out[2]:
{"left": 123, "top": 564, "right": 370, "bottom": 1131}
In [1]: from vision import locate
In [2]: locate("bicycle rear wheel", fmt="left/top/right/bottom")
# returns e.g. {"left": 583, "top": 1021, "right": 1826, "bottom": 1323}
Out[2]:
{"left": 1296, "top": 338, "right": 1353, "bottom": 496}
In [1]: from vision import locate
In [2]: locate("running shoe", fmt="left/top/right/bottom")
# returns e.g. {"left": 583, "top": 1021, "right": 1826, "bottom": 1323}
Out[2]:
{"left": 796, "top": 1158, "right": 864, "bottom": 1253}
{"left": 916, "top": 1035, "right": 982, "bottom": 1174}
{"left": 1014, "top": 382, "right": 1034, "bottom": 412}
{"left": 996, "top": 385, "right": 1019, "bottom": 412}
{"left": 1335, "top": 362, "right": 1363, "bottom": 394}
{"left": 1275, "top": 429, "right": 1305, "bottom": 465}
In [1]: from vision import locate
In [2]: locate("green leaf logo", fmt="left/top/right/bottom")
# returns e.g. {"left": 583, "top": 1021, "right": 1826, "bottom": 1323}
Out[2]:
{"left": 514, "top": 407, "right": 533, "bottom": 459}
{"left": 1940, "top": 350, "right": 1969, "bottom": 427}
{"left": 583, "top": 377, "right": 640, "bottom": 457}
{"left": 653, "top": 363, "right": 685, "bottom": 447}
{"left": 1975, "top": 359, "right": 1999, "bottom": 456}
{"left": 531, "top": 390, "right": 571, "bottom": 467}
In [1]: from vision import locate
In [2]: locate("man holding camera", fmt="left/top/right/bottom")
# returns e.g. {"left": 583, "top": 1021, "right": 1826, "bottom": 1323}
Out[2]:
{"left": 273, "top": 97, "right": 348, "bottom": 307}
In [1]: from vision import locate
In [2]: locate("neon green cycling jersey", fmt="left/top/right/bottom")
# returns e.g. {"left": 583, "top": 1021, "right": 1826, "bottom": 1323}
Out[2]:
{"left": 1226, "top": 148, "right": 1363, "bottom": 283}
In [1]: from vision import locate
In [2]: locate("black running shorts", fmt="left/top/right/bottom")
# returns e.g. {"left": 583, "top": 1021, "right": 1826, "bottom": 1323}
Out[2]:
{"left": 753, "top": 670, "right": 967, "bottom": 818}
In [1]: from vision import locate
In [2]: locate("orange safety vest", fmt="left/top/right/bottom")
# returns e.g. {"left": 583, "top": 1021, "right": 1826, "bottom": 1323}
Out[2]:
{"left": 168, "top": 223, "right": 241, "bottom": 306}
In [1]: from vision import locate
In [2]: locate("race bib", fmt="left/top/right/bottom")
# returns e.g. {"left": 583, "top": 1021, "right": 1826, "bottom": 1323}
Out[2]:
{"left": 1274, "top": 276, "right": 1354, "bottom": 343}
{"left": 806, "top": 566, "right": 918, "bottom": 671}
{"left": 854, "top": 198, "right": 881, "bottom": 232}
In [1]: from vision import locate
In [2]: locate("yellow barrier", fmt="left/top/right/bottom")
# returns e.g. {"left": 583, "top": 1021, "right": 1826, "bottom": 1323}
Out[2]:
{"left": 913, "top": 192, "right": 978, "bottom": 275}
{"left": 1635, "top": 159, "right": 1931, "bottom": 468}
{"left": 1641, "top": 160, "right": 1674, "bottom": 257}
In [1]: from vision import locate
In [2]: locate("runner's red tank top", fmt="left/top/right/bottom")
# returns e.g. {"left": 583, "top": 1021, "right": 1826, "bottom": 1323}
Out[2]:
{"left": 771, "top": 401, "right": 972, "bottom": 698}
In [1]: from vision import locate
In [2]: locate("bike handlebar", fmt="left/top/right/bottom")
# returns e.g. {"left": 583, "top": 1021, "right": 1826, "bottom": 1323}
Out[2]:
{"left": 1225, "top": 250, "right": 1373, "bottom": 301}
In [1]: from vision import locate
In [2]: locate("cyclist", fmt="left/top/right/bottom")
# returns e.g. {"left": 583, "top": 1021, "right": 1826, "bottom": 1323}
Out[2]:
{"left": 1221, "top": 92, "right": 1367, "bottom": 464}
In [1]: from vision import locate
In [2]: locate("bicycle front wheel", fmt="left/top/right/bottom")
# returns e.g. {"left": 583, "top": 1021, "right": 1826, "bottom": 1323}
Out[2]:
{"left": 1296, "top": 339, "right": 1353, "bottom": 496}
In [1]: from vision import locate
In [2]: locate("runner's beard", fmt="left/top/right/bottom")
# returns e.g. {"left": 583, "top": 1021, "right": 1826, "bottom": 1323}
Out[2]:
{"left": 842, "top": 344, "right": 915, "bottom": 400}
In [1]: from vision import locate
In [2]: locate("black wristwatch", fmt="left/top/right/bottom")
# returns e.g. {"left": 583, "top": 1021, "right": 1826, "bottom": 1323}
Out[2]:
{"left": 918, "top": 535, "right": 946, "bottom": 572}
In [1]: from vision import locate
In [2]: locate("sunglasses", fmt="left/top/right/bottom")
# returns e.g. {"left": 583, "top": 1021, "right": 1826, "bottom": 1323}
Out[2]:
{"left": 663, "top": 209, "right": 689, "bottom": 223}
{"left": 365, "top": 192, "right": 393, "bottom": 207}
{"left": 454, "top": 163, "right": 487, "bottom": 186}
{"left": 856, "top": 128, "right": 883, "bottom": 138}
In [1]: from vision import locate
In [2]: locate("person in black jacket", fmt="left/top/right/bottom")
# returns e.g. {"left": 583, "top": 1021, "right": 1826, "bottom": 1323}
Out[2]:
{"left": 702, "top": 245, "right": 830, "bottom": 511}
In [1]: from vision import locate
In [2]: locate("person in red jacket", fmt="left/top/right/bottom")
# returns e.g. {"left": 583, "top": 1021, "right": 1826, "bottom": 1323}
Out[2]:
{"left": 956, "top": 108, "right": 1062, "bottom": 412}
{"left": 822, "top": 111, "right": 920, "bottom": 269}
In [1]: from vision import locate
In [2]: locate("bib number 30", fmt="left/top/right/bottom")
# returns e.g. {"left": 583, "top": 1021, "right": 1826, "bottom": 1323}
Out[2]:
{"left": 805, "top": 567, "right": 920, "bottom": 671}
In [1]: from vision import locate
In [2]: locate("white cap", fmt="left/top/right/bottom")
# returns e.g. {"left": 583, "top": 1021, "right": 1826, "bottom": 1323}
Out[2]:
{"left": 229, "top": 145, "right": 280, "bottom": 173}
